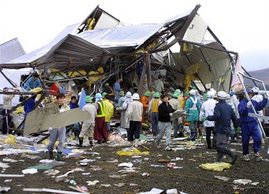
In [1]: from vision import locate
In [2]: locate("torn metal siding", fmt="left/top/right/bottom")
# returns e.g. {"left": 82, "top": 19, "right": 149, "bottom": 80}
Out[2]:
{"left": 0, "top": 38, "right": 26, "bottom": 63}
{"left": 0, "top": 34, "right": 109, "bottom": 71}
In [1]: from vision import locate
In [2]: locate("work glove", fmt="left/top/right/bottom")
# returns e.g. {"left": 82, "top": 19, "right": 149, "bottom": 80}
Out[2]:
{"left": 247, "top": 101, "right": 252, "bottom": 108}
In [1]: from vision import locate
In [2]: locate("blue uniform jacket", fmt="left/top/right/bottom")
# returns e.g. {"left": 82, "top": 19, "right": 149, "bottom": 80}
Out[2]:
{"left": 238, "top": 98, "right": 268, "bottom": 124}
{"left": 207, "top": 100, "right": 238, "bottom": 135}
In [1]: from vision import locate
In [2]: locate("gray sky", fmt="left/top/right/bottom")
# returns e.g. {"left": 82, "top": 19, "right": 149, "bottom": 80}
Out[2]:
{"left": 0, "top": 0, "right": 268, "bottom": 71}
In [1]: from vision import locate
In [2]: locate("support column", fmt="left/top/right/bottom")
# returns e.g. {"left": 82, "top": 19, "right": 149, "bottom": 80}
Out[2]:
{"left": 145, "top": 53, "right": 152, "bottom": 89}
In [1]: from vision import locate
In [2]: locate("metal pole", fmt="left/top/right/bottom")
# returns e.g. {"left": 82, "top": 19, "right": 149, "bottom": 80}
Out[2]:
{"left": 238, "top": 71, "right": 268, "bottom": 93}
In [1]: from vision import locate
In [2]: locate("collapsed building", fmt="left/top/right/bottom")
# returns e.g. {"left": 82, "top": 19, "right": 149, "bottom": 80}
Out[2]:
{"left": 0, "top": 5, "right": 239, "bottom": 133}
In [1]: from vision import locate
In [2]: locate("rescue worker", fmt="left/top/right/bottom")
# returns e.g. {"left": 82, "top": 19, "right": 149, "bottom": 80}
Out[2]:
{"left": 238, "top": 88, "right": 268, "bottom": 161}
{"left": 148, "top": 92, "right": 161, "bottom": 136}
{"left": 207, "top": 91, "right": 238, "bottom": 164}
{"left": 126, "top": 93, "right": 143, "bottom": 147}
{"left": 199, "top": 90, "right": 217, "bottom": 149}
{"left": 140, "top": 90, "right": 151, "bottom": 122}
{"left": 184, "top": 89, "right": 201, "bottom": 141}
{"left": 103, "top": 83, "right": 114, "bottom": 101}
{"left": 119, "top": 91, "right": 133, "bottom": 129}
{"left": 102, "top": 92, "right": 114, "bottom": 133}
{"left": 169, "top": 90, "right": 181, "bottom": 137}
{"left": 79, "top": 96, "right": 96, "bottom": 147}
{"left": 94, "top": 93, "right": 108, "bottom": 144}
{"left": 113, "top": 78, "right": 123, "bottom": 103}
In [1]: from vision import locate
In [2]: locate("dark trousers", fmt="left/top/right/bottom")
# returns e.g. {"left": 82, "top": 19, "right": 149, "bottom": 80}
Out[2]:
{"left": 151, "top": 112, "right": 158, "bottom": 135}
{"left": 216, "top": 133, "right": 235, "bottom": 161}
{"left": 1, "top": 109, "right": 12, "bottom": 134}
{"left": 128, "top": 121, "right": 141, "bottom": 141}
{"left": 206, "top": 127, "right": 215, "bottom": 148}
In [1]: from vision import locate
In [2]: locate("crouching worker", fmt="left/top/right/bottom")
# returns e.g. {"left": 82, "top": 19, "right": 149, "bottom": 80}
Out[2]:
{"left": 47, "top": 93, "right": 70, "bottom": 161}
{"left": 79, "top": 96, "right": 96, "bottom": 147}
{"left": 206, "top": 91, "right": 238, "bottom": 165}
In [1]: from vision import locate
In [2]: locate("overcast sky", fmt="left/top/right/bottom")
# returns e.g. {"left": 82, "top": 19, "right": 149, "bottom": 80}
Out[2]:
{"left": 0, "top": 0, "right": 268, "bottom": 71}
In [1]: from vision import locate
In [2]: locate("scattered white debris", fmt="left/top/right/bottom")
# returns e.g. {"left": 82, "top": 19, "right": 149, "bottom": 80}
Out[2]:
{"left": 0, "top": 186, "right": 11, "bottom": 192}
{"left": 39, "top": 159, "right": 54, "bottom": 163}
{"left": 142, "top": 172, "right": 150, "bottom": 177}
{"left": 233, "top": 179, "right": 252, "bottom": 185}
{"left": 118, "top": 162, "right": 133, "bottom": 168}
{"left": 23, "top": 188, "right": 88, "bottom": 194}
{"left": 138, "top": 187, "right": 164, "bottom": 194}
{"left": 130, "top": 183, "right": 138, "bottom": 187}
{"left": 107, "top": 159, "right": 118, "bottom": 163}
{"left": 0, "top": 162, "right": 10, "bottom": 169}
{"left": 2, "top": 158, "right": 18, "bottom": 162}
{"left": 167, "top": 188, "right": 178, "bottom": 194}
{"left": 171, "top": 157, "right": 183, "bottom": 161}
{"left": 100, "top": 184, "right": 111, "bottom": 187}
{"left": 114, "top": 183, "right": 125, "bottom": 187}
{"left": 86, "top": 180, "right": 99, "bottom": 186}
{"left": 43, "top": 169, "right": 60, "bottom": 176}
{"left": 22, "top": 168, "right": 38, "bottom": 174}
{"left": 0, "top": 174, "right": 24, "bottom": 177}
{"left": 250, "top": 182, "right": 259, "bottom": 186}
{"left": 82, "top": 172, "right": 91, "bottom": 176}
{"left": 214, "top": 176, "right": 230, "bottom": 182}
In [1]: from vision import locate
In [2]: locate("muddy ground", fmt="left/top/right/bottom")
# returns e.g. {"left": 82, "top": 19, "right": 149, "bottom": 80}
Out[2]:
{"left": 1, "top": 136, "right": 269, "bottom": 194}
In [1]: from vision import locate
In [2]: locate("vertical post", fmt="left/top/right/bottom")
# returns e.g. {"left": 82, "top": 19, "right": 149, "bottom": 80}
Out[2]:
{"left": 137, "top": 59, "right": 146, "bottom": 97}
{"left": 145, "top": 53, "right": 152, "bottom": 89}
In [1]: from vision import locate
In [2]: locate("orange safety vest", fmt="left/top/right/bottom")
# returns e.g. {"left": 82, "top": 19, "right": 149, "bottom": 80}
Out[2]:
{"left": 141, "top": 96, "right": 149, "bottom": 109}
{"left": 151, "top": 99, "right": 159, "bottom": 113}
{"left": 96, "top": 101, "right": 106, "bottom": 117}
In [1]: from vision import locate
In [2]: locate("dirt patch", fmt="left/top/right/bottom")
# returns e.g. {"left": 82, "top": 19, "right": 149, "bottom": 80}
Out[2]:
{"left": 1, "top": 137, "right": 269, "bottom": 194}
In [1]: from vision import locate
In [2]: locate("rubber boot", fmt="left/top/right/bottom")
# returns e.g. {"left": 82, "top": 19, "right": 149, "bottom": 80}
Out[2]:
{"left": 78, "top": 137, "right": 83, "bottom": 147}
{"left": 56, "top": 152, "right": 62, "bottom": 161}
{"left": 49, "top": 151, "right": 53, "bottom": 159}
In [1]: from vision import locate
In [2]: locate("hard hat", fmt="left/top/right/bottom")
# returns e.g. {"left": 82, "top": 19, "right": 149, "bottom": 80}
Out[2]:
{"left": 216, "top": 91, "right": 229, "bottom": 99}
{"left": 95, "top": 93, "right": 102, "bottom": 99}
{"left": 210, "top": 88, "right": 217, "bottom": 96}
{"left": 189, "top": 89, "right": 197, "bottom": 96}
{"left": 132, "top": 93, "right": 140, "bottom": 100}
{"left": 126, "top": 91, "right": 132, "bottom": 98}
{"left": 252, "top": 86, "right": 259, "bottom": 93}
{"left": 120, "top": 90, "right": 125, "bottom": 97}
{"left": 102, "top": 92, "right": 108, "bottom": 98}
{"left": 144, "top": 91, "right": 151, "bottom": 97}
{"left": 85, "top": 96, "right": 93, "bottom": 103}
{"left": 172, "top": 91, "right": 180, "bottom": 98}
{"left": 153, "top": 92, "right": 160, "bottom": 98}
{"left": 207, "top": 91, "right": 215, "bottom": 98}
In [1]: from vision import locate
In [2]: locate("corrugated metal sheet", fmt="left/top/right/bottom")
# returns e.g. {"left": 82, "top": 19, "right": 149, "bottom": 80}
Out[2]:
{"left": 0, "top": 34, "right": 109, "bottom": 70}
{"left": 0, "top": 38, "right": 26, "bottom": 63}
{"left": 77, "top": 23, "right": 163, "bottom": 48}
